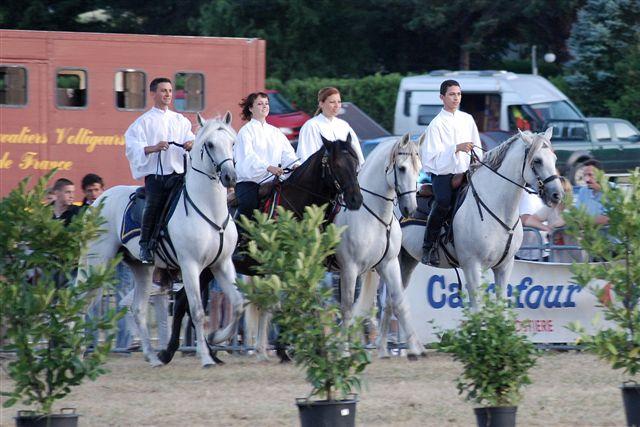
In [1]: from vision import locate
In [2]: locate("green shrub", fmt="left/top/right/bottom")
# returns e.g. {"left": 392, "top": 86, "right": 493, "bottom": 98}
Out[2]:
{"left": 438, "top": 291, "right": 539, "bottom": 407}
{"left": 268, "top": 73, "right": 403, "bottom": 132}
{"left": 0, "top": 174, "right": 122, "bottom": 414}
{"left": 565, "top": 168, "right": 640, "bottom": 376}
{"left": 239, "top": 206, "right": 370, "bottom": 400}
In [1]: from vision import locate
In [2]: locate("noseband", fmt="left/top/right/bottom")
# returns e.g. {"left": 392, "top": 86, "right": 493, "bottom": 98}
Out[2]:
{"left": 190, "top": 131, "right": 234, "bottom": 181}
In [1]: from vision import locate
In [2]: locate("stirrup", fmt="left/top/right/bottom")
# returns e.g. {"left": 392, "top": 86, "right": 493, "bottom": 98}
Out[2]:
{"left": 139, "top": 246, "right": 154, "bottom": 264}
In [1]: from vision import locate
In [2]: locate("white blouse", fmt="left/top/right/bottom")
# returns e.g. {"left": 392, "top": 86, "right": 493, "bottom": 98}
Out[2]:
{"left": 125, "top": 107, "right": 195, "bottom": 180}
{"left": 296, "top": 114, "right": 365, "bottom": 166}
{"left": 420, "top": 109, "right": 482, "bottom": 175}
{"left": 234, "top": 119, "right": 300, "bottom": 183}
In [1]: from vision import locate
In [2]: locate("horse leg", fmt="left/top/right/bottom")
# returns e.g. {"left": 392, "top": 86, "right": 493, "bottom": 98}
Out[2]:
{"left": 244, "top": 302, "right": 259, "bottom": 354}
{"left": 352, "top": 270, "right": 380, "bottom": 348}
{"left": 492, "top": 258, "right": 515, "bottom": 300}
{"left": 376, "top": 260, "right": 425, "bottom": 359}
{"left": 128, "top": 263, "right": 163, "bottom": 367}
{"left": 339, "top": 265, "right": 359, "bottom": 326}
{"left": 157, "top": 287, "right": 187, "bottom": 365}
{"left": 256, "top": 310, "right": 271, "bottom": 361}
{"left": 209, "top": 259, "right": 244, "bottom": 344}
{"left": 179, "top": 262, "right": 215, "bottom": 368}
{"left": 461, "top": 261, "right": 482, "bottom": 311}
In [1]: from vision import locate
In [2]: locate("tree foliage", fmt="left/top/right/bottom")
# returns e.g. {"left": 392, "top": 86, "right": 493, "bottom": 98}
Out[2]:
{"left": 564, "top": 0, "right": 640, "bottom": 117}
{"left": 0, "top": 174, "right": 122, "bottom": 414}
{"left": 238, "top": 206, "right": 370, "bottom": 401}
{"left": 565, "top": 169, "right": 640, "bottom": 376}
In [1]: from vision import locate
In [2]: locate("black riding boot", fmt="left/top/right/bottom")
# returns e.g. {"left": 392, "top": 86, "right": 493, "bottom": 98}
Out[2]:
{"left": 421, "top": 205, "right": 449, "bottom": 266}
{"left": 139, "top": 180, "right": 165, "bottom": 264}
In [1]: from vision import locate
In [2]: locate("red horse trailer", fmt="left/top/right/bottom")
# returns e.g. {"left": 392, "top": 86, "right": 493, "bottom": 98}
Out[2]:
{"left": 0, "top": 30, "right": 266, "bottom": 197}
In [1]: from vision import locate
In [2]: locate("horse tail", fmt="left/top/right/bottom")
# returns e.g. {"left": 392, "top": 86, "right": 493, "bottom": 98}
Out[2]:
{"left": 353, "top": 270, "right": 380, "bottom": 320}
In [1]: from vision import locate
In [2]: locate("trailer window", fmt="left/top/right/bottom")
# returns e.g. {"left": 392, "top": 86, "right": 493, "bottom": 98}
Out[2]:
{"left": 56, "top": 69, "right": 87, "bottom": 108}
{"left": 115, "top": 71, "right": 146, "bottom": 110}
{"left": 0, "top": 66, "right": 27, "bottom": 106}
{"left": 174, "top": 72, "right": 204, "bottom": 112}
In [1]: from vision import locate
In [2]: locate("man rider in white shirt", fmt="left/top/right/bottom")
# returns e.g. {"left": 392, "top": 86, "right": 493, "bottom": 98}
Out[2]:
{"left": 420, "top": 80, "right": 482, "bottom": 265}
{"left": 124, "top": 77, "right": 195, "bottom": 263}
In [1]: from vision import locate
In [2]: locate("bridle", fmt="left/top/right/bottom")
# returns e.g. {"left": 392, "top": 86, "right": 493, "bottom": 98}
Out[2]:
{"left": 189, "top": 127, "right": 235, "bottom": 181}
{"left": 361, "top": 148, "right": 419, "bottom": 204}
{"left": 321, "top": 147, "right": 358, "bottom": 195}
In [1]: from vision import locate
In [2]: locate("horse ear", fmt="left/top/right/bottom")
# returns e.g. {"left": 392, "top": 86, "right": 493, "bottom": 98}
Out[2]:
{"left": 544, "top": 126, "right": 554, "bottom": 141}
{"left": 518, "top": 129, "right": 532, "bottom": 145}
{"left": 321, "top": 135, "right": 332, "bottom": 150}
{"left": 400, "top": 133, "right": 410, "bottom": 146}
{"left": 418, "top": 132, "right": 426, "bottom": 147}
{"left": 197, "top": 113, "right": 205, "bottom": 127}
{"left": 223, "top": 111, "right": 232, "bottom": 125}
{"left": 346, "top": 133, "right": 352, "bottom": 144}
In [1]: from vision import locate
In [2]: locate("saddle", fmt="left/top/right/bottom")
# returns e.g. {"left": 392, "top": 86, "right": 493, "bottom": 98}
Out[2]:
{"left": 120, "top": 175, "right": 185, "bottom": 246}
{"left": 400, "top": 173, "right": 470, "bottom": 249}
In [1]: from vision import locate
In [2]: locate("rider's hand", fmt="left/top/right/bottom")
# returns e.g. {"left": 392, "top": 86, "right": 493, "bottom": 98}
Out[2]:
{"left": 183, "top": 140, "right": 194, "bottom": 152}
{"left": 267, "top": 165, "right": 284, "bottom": 176}
{"left": 456, "top": 142, "right": 474, "bottom": 153}
{"left": 156, "top": 141, "right": 170, "bottom": 152}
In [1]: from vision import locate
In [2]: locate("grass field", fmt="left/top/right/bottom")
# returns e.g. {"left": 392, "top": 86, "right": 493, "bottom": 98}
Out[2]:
{"left": 0, "top": 350, "right": 629, "bottom": 426}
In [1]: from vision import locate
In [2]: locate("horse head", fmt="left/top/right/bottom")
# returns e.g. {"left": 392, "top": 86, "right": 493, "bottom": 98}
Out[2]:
{"left": 519, "top": 127, "right": 564, "bottom": 207}
{"left": 387, "top": 133, "right": 423, "bottom": 217}
{"left": 194, "top": 112, "right": 237, "bottom": 188}
{"left": 321, "top": 134, "right": 363, "bottom": 210}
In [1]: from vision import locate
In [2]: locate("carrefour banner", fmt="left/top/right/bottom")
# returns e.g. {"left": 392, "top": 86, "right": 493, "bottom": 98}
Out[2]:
{"left": 405, "top": 260, "right": 612, "bottom": 344}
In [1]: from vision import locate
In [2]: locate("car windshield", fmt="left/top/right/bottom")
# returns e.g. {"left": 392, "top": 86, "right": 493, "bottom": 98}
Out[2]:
{"left": 509, "top": 101, "right": 582, "bottom": 132}
{"left": 267, "top": 92, "right": 296, "bottom": 115}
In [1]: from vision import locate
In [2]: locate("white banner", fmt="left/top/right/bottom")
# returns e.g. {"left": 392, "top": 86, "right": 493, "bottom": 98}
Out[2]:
{"left": 405, "top": 260, "right": 612, "bottom": 343}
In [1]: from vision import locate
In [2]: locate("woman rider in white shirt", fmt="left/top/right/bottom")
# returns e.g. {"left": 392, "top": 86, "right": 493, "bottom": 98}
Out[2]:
{"left": 234, "top": 92, "right": 299, "bottom": 228}
{"left": 296, "top": 87, "right": 365, "bottom": 166}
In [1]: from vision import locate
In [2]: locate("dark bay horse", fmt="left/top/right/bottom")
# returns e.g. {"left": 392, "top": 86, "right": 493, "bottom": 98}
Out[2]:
{"left": 158, "top": 136, "right": 363, "bottom": 364}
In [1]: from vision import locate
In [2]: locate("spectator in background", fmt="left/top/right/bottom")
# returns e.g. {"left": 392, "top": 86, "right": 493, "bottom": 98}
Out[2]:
{"left": 517, "top": 189, "right": 548, "bottom": 261}
{"left": 50, "top": 178, "right": 81, "bottom": 226}
{"left": 575, "top": 159, "right": 609, "bottom": 225}
{"left": 81, "top": 173, "right": 105, "bottom": 206}
{"left": 44, "top": 187, "right": 56, "bottom": 205}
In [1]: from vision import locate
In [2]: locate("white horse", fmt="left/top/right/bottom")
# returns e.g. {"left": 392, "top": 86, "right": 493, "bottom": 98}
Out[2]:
{"left": 372, "top": 129, "right": 564, "bottom": 355}
{"left": 78, "top": 113, "right": 242, "bottom": 367}
{"left": 334, "top": 133, "right": 427, "bottom": 359}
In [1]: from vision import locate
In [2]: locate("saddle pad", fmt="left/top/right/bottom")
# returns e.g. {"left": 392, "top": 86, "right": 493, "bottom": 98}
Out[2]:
{"left": 121, "top": 195, "right": 142, "bottom": 244}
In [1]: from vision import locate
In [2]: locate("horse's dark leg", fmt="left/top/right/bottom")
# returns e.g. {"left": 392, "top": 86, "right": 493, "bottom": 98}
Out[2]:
{"left": 157, "top": 287, "right": 187, "bottom": 364}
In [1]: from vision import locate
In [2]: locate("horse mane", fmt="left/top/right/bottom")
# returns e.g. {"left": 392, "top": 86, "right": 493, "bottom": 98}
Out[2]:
{"left": 286, "top": 146, "right": 324, "bottom": 183}
{"left": 469, "top": 133, "right": 522, "bottom": 174}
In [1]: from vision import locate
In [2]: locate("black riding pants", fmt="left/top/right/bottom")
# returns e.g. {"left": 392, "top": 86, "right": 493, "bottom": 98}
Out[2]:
{"left": 423, "top": 173, "right": 455, "bottom": 249}
{"left": 236, "top": 181, "right": 260, "bottom": 234}
{"left": 140, "top": 173, "right": 179, "bottom": 246}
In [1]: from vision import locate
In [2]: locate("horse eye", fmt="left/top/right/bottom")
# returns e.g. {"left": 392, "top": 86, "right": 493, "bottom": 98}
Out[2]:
{"left": 207, "top": 142, "right": 214, "bottom": 149}
{"left": 533, "top": 158, "right": 542, "bottom": 165}
{"left": 399, "top": 166, "right": 407, "bottom": 173}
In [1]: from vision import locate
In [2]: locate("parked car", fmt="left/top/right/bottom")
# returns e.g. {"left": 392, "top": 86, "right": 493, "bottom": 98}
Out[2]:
{"left": 265, "top": 90, "right": 311, "bottom": 145}
{"left": 545, "top": 117, "right": 640, "bottom": 184}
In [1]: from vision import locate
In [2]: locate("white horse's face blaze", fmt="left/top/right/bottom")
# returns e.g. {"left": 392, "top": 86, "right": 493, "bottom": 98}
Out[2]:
{"left": 388, "top": 134, "right": 421, "bottom": 218}
{"left": 523, "top": 131, "right": 564, "bottom": 207}
{"left": 194, "top": 113, "right": 237, "bottom": 188}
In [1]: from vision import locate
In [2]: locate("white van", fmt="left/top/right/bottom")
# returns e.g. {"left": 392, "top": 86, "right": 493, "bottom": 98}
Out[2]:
{"left": 393, "top": 70, "right": 584, "bottom": 135}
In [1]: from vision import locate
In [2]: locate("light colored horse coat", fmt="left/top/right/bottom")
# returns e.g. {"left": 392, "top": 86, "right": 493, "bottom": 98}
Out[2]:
{"left": 78, "top": 113, "right": 242, "bottom": 367}
{"left": 376, "top": 129, "right": 564, "bottom": 355}
{"left": 334, "top": 133, "right": 427, "bottom": 358}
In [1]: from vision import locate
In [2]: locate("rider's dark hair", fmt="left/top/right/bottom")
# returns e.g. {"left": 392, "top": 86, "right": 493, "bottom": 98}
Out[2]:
{"left": 81, "top": 173, "right": 104, "bottom": 190}
{"left": 239, "top": 92, "right": 268, "bottom": 121}
{"left": 440, "top": 79, "right": 460, "bottom": 96}
{"left": 583, "top": 158, "right": 601, "bottom": 169}
{"left": 150, "top": 77, "right": 172, "bottom": 93}
{"left": 53, "top": 178, "right": 74, "bottom": 191}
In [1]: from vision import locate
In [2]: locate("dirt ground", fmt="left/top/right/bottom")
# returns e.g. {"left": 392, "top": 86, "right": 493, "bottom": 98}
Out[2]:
{"left": 0, "top": 350, "right": 629, "bottom": 426}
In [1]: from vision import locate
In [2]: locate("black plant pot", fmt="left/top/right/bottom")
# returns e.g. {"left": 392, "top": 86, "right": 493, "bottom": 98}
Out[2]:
{"left": 621, "top": 382, "right": 640, "bottom": 426}
{"left": 296, "top": 397, "right": 357, "bottom": 427}
{"left": 474, "top": 406, "right": 517, "bottom": 427}
{"left": 15, "top": 409, "right": 79, "bottom": 427}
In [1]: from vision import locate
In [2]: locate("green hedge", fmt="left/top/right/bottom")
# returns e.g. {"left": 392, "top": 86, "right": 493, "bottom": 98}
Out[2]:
{"left": 267, "top": 73, "right": 403, "bottom": 133}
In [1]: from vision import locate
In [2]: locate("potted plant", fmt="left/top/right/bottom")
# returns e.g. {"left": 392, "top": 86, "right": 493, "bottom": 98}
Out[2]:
{"left": 565, "top": 168, "right": 640, "bottom": 426}
{"left": 0, "top": 175, "right": 121, "bottom": 426}
{"left": 240, "top": 206, "right": 371, "bottom": 427}
{"left": 437, "top": 290, "right": 539, "bottom": 427}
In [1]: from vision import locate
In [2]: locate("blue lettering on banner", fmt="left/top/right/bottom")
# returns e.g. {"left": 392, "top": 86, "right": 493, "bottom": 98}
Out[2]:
{"left": 425, "top": 275, "right": 582, "bottom": 310}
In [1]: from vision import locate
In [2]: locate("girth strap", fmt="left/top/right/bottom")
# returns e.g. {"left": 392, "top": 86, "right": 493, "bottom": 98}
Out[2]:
{"left": 362, "top": 202, "right": 393, "bottom": 269}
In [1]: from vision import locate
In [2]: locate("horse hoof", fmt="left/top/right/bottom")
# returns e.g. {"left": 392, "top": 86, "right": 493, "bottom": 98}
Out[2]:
{"left": 407, "top": 354, "right": 419, "bottom": 362}
{"left": 157, "top": 350, "right": 172, "bottom": 365}
{"left": 202, "top": 363, "right": 216, "bottom": 369}
{"left": 149, "top": 359, "right": 164, "bottom": 368}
